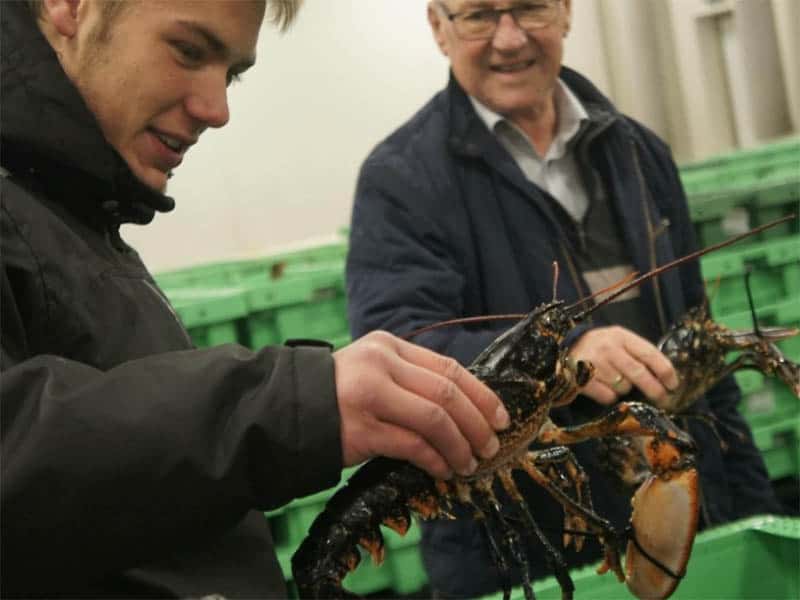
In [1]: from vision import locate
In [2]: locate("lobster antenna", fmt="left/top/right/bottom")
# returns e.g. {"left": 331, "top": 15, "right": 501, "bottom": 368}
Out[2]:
{"left": 568, "top": 213, "right": 796, "bottom": 320}
{"left": 403, "top": 214, "right": 796, "bottom": 341}
{"left": 552, "top": 261, "right": 559, "bottom": 302}
{"left": 744, "top": 266, "right": 762, "bottom": 337}
{"left": 566, "top": 270, "right": 639, "bottom": 310}
{"left": 400, "top": 313, "right": 526, "bottom": 340}
{"left": 706, "top": 273, "right": 722, "bottom": 304}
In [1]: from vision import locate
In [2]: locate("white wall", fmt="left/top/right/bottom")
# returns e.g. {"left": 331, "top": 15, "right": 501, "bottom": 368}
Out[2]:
{"left": 123, "top": 0, "right": 612, "bottom": 272}
{"left": 122, "top": 0, "right": 798, "bottom": 273}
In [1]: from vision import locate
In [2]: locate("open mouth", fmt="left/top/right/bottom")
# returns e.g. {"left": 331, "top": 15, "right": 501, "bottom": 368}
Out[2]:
{"left": 491, "top": 59, "right": 536, "bottom": 74}
{"left": 152, "top": 130, "right": 187, "bottom": 154}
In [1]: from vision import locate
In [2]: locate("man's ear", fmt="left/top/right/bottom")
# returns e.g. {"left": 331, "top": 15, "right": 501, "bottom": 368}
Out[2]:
{"left": 42, "top": 0, "right": 81, "bottom": 38}
{"left": 427, "top": 2, "right": 449, "bottom": 57}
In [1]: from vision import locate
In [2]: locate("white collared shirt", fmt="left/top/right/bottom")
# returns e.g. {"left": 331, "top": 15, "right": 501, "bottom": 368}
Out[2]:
{"left": 469, "top": 79, "right": 590, "bottom": 222}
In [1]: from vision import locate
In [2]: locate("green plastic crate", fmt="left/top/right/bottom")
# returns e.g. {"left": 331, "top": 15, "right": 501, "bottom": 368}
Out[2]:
{"left": 680, "top": 136, "right": 800, "bottom": 248}
{"left": 751, "top": 416, "right": 800, "bottom": 480}
{"left": 715, "top": 295, "right": 799, "bottom": 400}
{"left": 329, "top": 333, "right": 352, "bottom": 350}
{"left": 274, "top": 295, "right": 348, "bottom": 341}
{"left": 700, "top": 236, "right": 800, "bottom": 316}
{"left": 688, "top": 192, "right": 798, "bottom": 248}
{"left": 680, "top": 137, "right": 799, "bottom": 192}
{"left": 166, "top": 287, "right": 249, "bottom": 347}
{"left": 239, "top": 264, "right": 348, "bottom": 348}
{"left": 482, "top": 515, "right": 800, "bottom": 600}
{"left": 240, "top": 277, "right": 316, "bottom": 348}
{"left": 679, "top": 137, "right": 800, "bottom": 176}
{"left": 154, "top": 239, "right": 348, "bottom": 291}
{"left": 741, "top": 379, "right": 800, "bottom": 428}
{"left": 715, "top": 296, "right": 800, "bottom": 332}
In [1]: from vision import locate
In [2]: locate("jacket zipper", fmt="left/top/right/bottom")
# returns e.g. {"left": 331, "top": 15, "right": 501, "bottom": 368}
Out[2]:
{"left": 559, "top": 241, "right": 587, "bottom": 299}
{"left": 630, "top": 140, "right": 669, "bottom": 335}
{"left": 561, "top": 115, "right": 617, "bottom": 300}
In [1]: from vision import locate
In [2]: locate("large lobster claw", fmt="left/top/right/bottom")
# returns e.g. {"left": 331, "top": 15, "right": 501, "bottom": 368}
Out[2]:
{"left": 625, "top": 468, "right": 699, "bottom": 599}
{"left": 623, "top": 435, "right": 700, "bottom": 600}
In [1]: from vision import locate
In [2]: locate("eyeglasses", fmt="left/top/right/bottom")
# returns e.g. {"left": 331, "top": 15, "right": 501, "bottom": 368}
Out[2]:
{"left": 437, "top": 1, "right": 562, "bottom": 41}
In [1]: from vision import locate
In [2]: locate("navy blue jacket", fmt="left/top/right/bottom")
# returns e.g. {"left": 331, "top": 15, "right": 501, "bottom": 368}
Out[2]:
{"left": 347, "top": 70, "right": 778, "bottom": 596}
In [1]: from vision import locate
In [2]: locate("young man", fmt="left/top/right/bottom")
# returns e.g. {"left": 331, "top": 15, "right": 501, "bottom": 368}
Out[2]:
{"left": 346, "top": 0, "right": 780, "bottom": 596}
{"left": 0, "top": 1, "right": 510, "bottom": 596}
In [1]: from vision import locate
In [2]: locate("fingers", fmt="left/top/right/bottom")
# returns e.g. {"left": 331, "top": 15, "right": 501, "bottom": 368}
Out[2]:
{"left": 570, "top": 327, "right": 678, "bottom": 405}
{"left": 367, "top": 422, "right": 452, "bottom": 480}
{"left": 393, "top": 337, "right": 510, "bottom": 430}
{"left": 386, "top": 348, "right": 502, "bottom": 464}
{"left": 614, "top": 335, "right": 678, "bottom": 402}
{"left": 580, "top": 378, "right": 618, "bottom": 406}
{"left": 366, "top": 385, "right": 477, "bottom": 477}
{"left": 334, "top": 331, "right": 509, "bottom": 480}
{"left": 624, "top": 337, "right": 679, "bottom": 391}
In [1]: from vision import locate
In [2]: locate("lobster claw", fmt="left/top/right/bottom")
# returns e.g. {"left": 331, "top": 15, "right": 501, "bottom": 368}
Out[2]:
{"left": 624, "top": 466, "right": 699, "bottom": 600}
{"left": 731, "top": 329, "right": 800, "bottom": 398}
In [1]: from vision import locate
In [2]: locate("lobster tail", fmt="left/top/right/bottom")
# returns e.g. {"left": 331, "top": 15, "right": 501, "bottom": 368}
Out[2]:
{"left": 291, "top": 458, "right": 443, "bottom": 599}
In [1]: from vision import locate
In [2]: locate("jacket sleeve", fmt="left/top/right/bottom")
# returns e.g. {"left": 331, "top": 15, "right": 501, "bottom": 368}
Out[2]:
{"left": 1, "top": 330, "right": 342, "bottom": 587}
{"left": 657, "top": 144, "right": 781, "bottom": 517}
{"left": 347, "top": 153, "right": 505, "bottom": 365}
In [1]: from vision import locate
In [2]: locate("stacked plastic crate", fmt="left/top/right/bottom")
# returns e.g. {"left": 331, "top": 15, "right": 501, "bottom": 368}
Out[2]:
{"left": 154, "top": 237, "right": 352, "bottom": 353}
{"left": 681, "top": 137, "right": 800, "bottom": 488}
{"left": 480, "top": 515, "right": 799, "bottom": 600}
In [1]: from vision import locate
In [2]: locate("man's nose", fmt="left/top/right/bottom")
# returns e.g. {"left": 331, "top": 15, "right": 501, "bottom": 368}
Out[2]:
{"left": 185, "top": 73, "right": 230, "bottom": 129}
{"left": 492, "top": 12, "right": 528, "bottom": 50}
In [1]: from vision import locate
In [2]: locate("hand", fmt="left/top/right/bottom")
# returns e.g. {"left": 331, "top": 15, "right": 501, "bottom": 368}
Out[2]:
{"left": 333, "top": 331, "right": 510, "bottom": 480}
{"left": 568, "top": 326, "right": 678, "bottom": 408}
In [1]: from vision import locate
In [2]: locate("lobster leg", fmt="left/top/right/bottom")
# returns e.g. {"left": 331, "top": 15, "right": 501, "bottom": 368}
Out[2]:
{"left": 537, "top": 402, "right": 695, "bottom": 457}
{"left": 518, "top": 449, "right": 625, "bottom": 582}
{"left": 496, "top": 469, "right": 574, "bottom": 600}
{"left": 528, "top": 446, "right": 593, "bottom": 552}
{"left": 469, "top": 480, "right": 513, "bottom": 600}
{"left": 538, "top": 403, "right": 699, "bottom": 600}
{"left": 470, "top": 481, "right": 532, "bottom": 600}
{"left": 596, "top": 436, "right": 651, "bottom": 492}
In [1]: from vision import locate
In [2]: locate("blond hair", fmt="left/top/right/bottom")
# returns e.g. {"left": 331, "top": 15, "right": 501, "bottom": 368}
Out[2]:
{"left": 27, "top": 0, "right": 303, "bottom": 31}
{"left": 266, "top": 0, "right": 304, "bottom": 32}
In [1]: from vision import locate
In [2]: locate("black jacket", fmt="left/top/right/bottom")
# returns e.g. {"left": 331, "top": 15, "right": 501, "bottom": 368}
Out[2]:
{"left": 347, "top": 72, "right": 779, "bottom": 596}
{"left": 1, "top": 4, "right": 342, "bottom": 597}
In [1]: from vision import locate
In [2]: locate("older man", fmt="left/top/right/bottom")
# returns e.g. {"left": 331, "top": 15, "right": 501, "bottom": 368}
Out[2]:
{"left": 1, "top": 1, "right": 511, "bottom": 596}
{"left": 346, "top": 0, "right": 780, "bottom": 596}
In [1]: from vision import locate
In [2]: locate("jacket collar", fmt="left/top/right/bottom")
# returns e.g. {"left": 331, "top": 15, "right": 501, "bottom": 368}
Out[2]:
{"left": 442, "top": 67, "right": 683, "bottom": 327}
{"left": 0, "top": 2, "right": 175, "bottom": 226}
{"left": 446, "top": 67, "right": 620, "bottom": 160}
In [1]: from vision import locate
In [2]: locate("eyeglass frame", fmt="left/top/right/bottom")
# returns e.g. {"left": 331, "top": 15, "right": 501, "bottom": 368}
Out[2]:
{"left": 435, "top": 1, "right": 563, "bottom": 40}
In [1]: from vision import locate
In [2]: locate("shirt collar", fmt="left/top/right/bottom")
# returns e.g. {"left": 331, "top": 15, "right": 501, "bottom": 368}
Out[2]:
{"left": 468, "top": 78, "right": 589, "bottom": 159}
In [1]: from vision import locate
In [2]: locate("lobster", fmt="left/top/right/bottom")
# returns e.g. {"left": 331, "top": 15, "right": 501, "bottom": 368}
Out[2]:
{"left": 291, "top": 216, "right": 795, "bottom": 600}
{"left": 599, "top": 278, "right": 800, "bottom": 491}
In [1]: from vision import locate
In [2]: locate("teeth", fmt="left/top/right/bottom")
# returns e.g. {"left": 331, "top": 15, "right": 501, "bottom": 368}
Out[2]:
{"left": 495, "top": 61, "right": 532, "bottom": 72}
{"left": 156, "top": 133, "right": 183, "bottom": 152}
